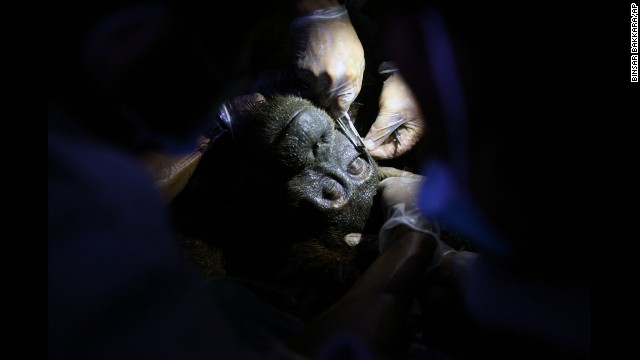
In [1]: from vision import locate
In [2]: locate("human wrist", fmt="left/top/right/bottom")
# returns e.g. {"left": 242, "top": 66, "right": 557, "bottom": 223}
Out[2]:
{"left": 390, "top": 224, "right": 438, "bottom": 258}
{"left": 378, "top": 204, "right": 439, "bottom": 252}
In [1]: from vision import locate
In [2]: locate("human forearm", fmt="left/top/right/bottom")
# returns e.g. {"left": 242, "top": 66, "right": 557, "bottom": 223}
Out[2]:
{"left": 290, "top": 225, "right": 436, "bottom": 357}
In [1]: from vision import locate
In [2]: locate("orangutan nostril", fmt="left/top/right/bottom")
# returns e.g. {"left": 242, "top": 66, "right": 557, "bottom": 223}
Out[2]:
{"left": 322, "top": 182, "right": 342, "bottom": 200}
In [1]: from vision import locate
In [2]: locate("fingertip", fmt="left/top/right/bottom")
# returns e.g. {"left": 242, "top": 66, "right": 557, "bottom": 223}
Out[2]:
{"left": 366, "top": 146, "right": 383, "bottom": 158}
{"left": 368, "top": 148, "right": 390, "bottom": 160}
{"left": 364, "top": 139, "right": 376, "bottom": 150}
{"left": 327, "top": 105, "right": 343, "bottom": 119}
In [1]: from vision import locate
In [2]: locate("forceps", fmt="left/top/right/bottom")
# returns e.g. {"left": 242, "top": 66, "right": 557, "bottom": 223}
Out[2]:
{"left": 335, "top": 112, "right": 375, "bottom": 163}
{"left": 335, "top": 113, "right": 365, "bottom": 153}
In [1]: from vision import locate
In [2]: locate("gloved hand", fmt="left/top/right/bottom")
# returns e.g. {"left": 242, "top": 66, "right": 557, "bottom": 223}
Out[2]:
{"left": 290, "top": 4, "right": 365, "bottom": 118}
{"left": 377, "top": 167, "right": 454, "bottom": 272}
{"left": 377, "top": 166, "right": 424, "bottom": 211}
{"left": 363, "top": 72, "right": 426, "bottom": 159}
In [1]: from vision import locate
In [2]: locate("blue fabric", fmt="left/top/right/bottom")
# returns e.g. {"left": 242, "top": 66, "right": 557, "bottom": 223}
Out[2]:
{"left": 48, "top": 109, "right": 253, "bottom": 359}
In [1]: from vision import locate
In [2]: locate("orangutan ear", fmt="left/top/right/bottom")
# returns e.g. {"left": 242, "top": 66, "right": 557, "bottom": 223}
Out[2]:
{"left": 81, "top": 3, "right": 172, "bottom": 90}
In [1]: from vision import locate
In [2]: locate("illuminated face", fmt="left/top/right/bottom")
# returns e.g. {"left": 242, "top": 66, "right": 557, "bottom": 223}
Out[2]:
{"left": 242, "top": 95, "right": 379, "bottom": 250}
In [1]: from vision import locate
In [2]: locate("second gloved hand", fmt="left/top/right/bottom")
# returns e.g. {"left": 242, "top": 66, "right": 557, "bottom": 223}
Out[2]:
{"left": 377, "top": 167, "right": 454, "bottom": 273}
{"left": 364, "top": 73, "right": 426, "bottom": 160}
{"left": 290, "top": 4, "right": 365, "bottom": 118}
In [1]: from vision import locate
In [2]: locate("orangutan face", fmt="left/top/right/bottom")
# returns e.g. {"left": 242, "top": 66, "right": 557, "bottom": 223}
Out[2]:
{"left": 174, "top": 94, "right": 380, "bottom": 280}
{"left": 241, "top": 95, "right": 379, "bottom": 250}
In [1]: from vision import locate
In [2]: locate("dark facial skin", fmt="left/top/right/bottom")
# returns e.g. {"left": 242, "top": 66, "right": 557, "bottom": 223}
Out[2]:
{"left": 270, "top": 98, "right": 377, "bottom": 236}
